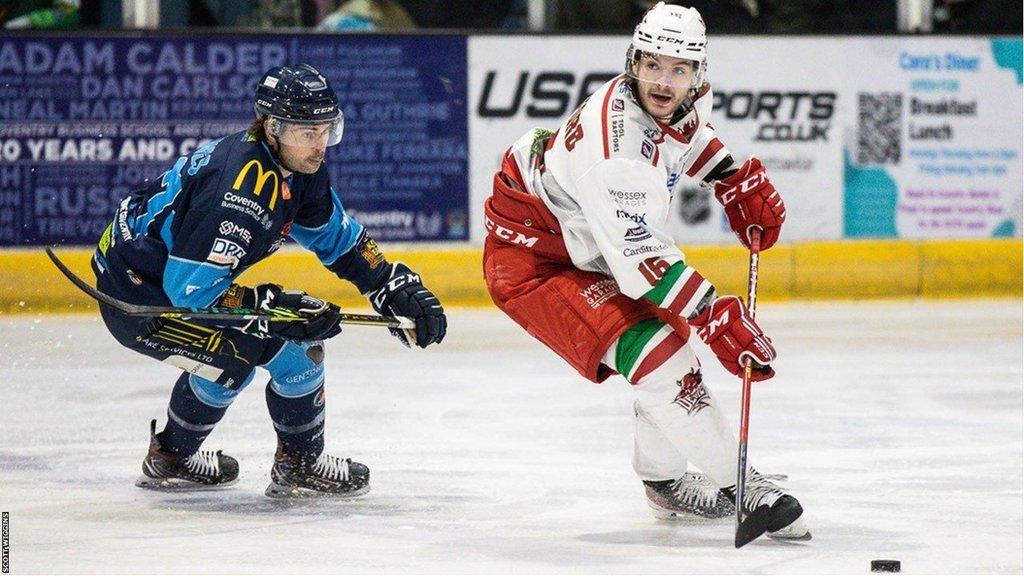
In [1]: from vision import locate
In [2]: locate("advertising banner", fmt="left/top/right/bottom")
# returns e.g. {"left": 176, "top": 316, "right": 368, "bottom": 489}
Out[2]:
{"left": 468, "top": 36, "right": 620, "bottom": 243}
{"left": 468, "top": 36, "right": 845, "bottom": 244}
{"left": 0, "top": 34, "right": 468, "bottom": 246}
{"left": 843, "top": 37, "right": 1022, "bottom": 239}
{"left": 1, "top": 34, "right": 1019, "bottom": 248}
{"left": 689, "top": 38, "right": 844, "bottom": 243}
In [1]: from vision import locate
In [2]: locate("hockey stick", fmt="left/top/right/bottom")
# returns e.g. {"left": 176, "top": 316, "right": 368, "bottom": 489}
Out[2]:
{"left": 734, "top": 228, "right": 770, "bottom": 549}
{"left": 44, "top": 247, "right": 415, "bottom": 330}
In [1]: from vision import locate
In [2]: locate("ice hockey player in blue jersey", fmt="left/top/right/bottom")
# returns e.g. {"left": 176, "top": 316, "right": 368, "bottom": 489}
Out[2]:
{"left": 92, "top": 63, "right": 447, "bottom": 497}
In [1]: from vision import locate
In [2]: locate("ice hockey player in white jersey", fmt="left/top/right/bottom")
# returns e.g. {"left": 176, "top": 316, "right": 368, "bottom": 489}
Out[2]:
{"left": 482, "top": 2, "right": 807, "bottom": 543}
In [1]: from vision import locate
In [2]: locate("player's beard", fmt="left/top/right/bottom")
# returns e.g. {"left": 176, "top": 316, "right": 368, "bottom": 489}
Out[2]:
{"left": 637, "top": 81, "right": 687, "bottom": 121}
{"left": 275, "top": 143, "right": 325, "bottom": 174}
{"left": 294, "top": 151, "right": 324, "bottom": 173}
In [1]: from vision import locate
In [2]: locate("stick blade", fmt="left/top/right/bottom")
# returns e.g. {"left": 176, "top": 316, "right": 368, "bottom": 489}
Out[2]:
{"left": 734, "top": 504, "right": 773, "bottom": 548}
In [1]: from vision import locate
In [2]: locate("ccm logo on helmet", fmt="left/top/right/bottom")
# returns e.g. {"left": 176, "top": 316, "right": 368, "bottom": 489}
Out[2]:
{"left": 485, "top": 215, "right": 539, "bottom": 248}
{"left": 312, "top": 107, "right": 334, "bottom": 114}
{"left": 656, "top": 36, "right": 686, "bottom": 44}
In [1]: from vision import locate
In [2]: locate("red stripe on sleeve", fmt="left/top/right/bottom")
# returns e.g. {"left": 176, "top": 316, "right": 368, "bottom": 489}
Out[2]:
{"left": 665, "top": 269, "right": 707, "bottom": 316}
{"left": 630, "top": 333, "right": 684, "bottom": 383}
{"left": 684, "top": 137, "right": 724, "bottom": 177}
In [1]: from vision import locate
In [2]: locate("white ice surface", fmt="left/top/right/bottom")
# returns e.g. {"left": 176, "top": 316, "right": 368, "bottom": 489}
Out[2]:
{"left": 1, "top": 301, "right": 1021, "bottom": 574}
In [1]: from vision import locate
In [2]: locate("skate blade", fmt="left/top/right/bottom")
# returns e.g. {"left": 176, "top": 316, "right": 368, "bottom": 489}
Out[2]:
{"left": 264, "top": 481, "right": 371, "bottom": 499}
{"left": 768, "top": 517, "right": 812, "bottom": 541}
{"left": 768, "top": 529, "right": 812, "bottom": 541}
{"left": 135, "top": 475, "right": 238, "bottom": 491}
{"left": 647, "top": 501, "right": 734, "bottom": 521}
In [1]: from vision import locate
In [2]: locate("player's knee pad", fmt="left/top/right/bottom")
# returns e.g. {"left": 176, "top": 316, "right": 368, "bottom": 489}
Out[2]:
{"left": 264, "top": 341, "right": 325, "bottom": 398}
{"left": 634, "top": 356, "right": 716, "bottom": 423}
{"left": 611, "top": 325, "right": 736, "bottom": 485}
{"left": 605, "top": 321, "right": 741, "bottom": 486}
{"left": 263, "top": 342, "right": 326, "bottom": 455}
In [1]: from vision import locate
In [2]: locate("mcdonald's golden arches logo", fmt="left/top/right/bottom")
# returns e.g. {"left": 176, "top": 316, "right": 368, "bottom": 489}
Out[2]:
{"left": 232, "top": 160, "right": 279, "bottom": 210}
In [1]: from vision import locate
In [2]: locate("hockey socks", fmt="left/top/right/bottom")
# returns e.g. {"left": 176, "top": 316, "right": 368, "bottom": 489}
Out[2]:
{"left": 608, "top": 321, "right": 737, "bottom": 487}
{"left": 265, "top": 381, "right": 326, "bottom": 456}
{"left": 160, "top": 373, "right": 232, "bottom": 457}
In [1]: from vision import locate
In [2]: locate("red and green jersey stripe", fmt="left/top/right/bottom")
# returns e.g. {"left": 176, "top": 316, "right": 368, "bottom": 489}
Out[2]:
{"left": 643, "top": 262, "right": 712, "bottom": 318}
{"left": 614, "top": 319, "right": 683, "bottom": 383}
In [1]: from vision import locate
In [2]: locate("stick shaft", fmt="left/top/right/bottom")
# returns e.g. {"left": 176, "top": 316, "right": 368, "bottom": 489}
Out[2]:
{"left": 44, "top": 247, "right": 414, "bottom": 330}
{"left": 735, "top": 229, "right": 762, "bottom": 529}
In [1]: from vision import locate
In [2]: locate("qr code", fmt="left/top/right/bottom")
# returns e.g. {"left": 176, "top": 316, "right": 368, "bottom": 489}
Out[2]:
{"left": 856, "top": 93, "right": 902, "bottom": 164}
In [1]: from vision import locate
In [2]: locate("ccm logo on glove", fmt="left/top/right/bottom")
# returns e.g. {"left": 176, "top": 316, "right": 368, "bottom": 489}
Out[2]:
{"left": 367, "top": 263, "right": 447, "bottom": 349}
{"left": 372, "top": 272, "right": 422, "bottom": 309}
{"left": 713, "top": 157, "right": 786, "bottom": 251}
{"left": 715, "top": 171, "right": 767, "bottom": 206}
{"left": 690, "top": 295, "right": 776, "bottom": 381}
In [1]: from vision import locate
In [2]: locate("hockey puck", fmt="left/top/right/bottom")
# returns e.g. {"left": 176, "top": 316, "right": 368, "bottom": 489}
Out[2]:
{"left": 870, "top": 560, "right": 901, "bottom": 572}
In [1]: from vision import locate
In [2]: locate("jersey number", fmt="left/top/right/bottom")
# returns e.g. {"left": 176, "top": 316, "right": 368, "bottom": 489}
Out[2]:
{"left": 638, "top": 257, "right": 670, "bottom": 286}
{"left": 564, "top": 108, "right": 584, "bottom": 151}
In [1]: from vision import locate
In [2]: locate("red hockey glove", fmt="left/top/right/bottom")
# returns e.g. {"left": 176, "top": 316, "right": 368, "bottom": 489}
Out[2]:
{"left": 713, "top": 157, "right": 785, "bottom": 251}
{"left": 689, "top": 295, "right": 776, "bottom": 381}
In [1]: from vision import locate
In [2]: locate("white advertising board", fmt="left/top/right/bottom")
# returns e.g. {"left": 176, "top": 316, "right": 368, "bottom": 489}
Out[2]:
{"left": 843, "top": 37, "right": 1023, "bottom": 239}
{"left": 468, "top": 36, "right": 845, "bottom": 244}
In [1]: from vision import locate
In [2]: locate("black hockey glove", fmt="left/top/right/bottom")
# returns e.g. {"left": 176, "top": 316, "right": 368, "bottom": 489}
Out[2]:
{"left": 367, "top": 263, "right": 446, "bottom": 348}
{"left": 221, "top": 283, "right": 343, "bottom": 343}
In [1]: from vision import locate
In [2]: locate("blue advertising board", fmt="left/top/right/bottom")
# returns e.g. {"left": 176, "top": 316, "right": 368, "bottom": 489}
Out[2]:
{"left": 0, "top": 34, "right": 468, "bottom": 246}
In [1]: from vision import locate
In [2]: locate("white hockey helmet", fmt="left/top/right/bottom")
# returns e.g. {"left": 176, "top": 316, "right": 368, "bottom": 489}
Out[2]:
{"left": 627, "top": 2, "right": 708, "bottom": 88}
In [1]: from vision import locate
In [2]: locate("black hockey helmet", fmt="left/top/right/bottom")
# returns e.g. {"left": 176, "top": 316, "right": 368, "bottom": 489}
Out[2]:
{"left": 254, "top": 63, "right": 343, "bottom": 147}
{"left": 254, "top": 63, "right": 341, "bottom": 124}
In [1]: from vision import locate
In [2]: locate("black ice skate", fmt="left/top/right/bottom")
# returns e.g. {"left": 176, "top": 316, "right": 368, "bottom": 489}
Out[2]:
{"left": 136, "top": 420, "right": 239, "bottom": 490}
{"left": 724, "top": 470, "right": 811, "bottom": 545}
{"left": 643, "top": 472, "right": 736, "bottom": 519}
{"left": 265, "top": 442, "right": 370, "bottom": 498}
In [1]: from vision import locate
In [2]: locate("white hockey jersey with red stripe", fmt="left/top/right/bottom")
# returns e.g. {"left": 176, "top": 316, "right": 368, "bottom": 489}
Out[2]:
{"left": 505, "top": 75, "right": 731, "bottom": 309}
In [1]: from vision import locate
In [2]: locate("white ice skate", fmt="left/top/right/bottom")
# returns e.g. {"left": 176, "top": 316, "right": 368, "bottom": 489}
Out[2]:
{"left": 643, "top": 472, "right": 735, "bottom": 520}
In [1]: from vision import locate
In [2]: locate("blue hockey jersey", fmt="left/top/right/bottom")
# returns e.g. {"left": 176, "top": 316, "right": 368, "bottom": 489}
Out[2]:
{"left": 93, "top": 129, "right": 380, "bottom": 309}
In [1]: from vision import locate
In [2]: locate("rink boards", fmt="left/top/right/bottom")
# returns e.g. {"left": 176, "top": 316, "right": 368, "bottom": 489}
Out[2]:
{"left": 0, "top": 33, "right": 1021, "bottom": 313}
{"left": 1, "top": 238, "right": 1019, "bottom": 315}
{"left": 0, "top": 34, "right": 1019, "bottom": 248}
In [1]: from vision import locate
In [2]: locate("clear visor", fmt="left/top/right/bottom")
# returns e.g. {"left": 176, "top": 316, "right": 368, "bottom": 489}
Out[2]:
{"left": 628, "top": 52, "right": 702, "bottom": 92}
{"left": 267, "top": 114, "right": 344, "bottom": 148}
